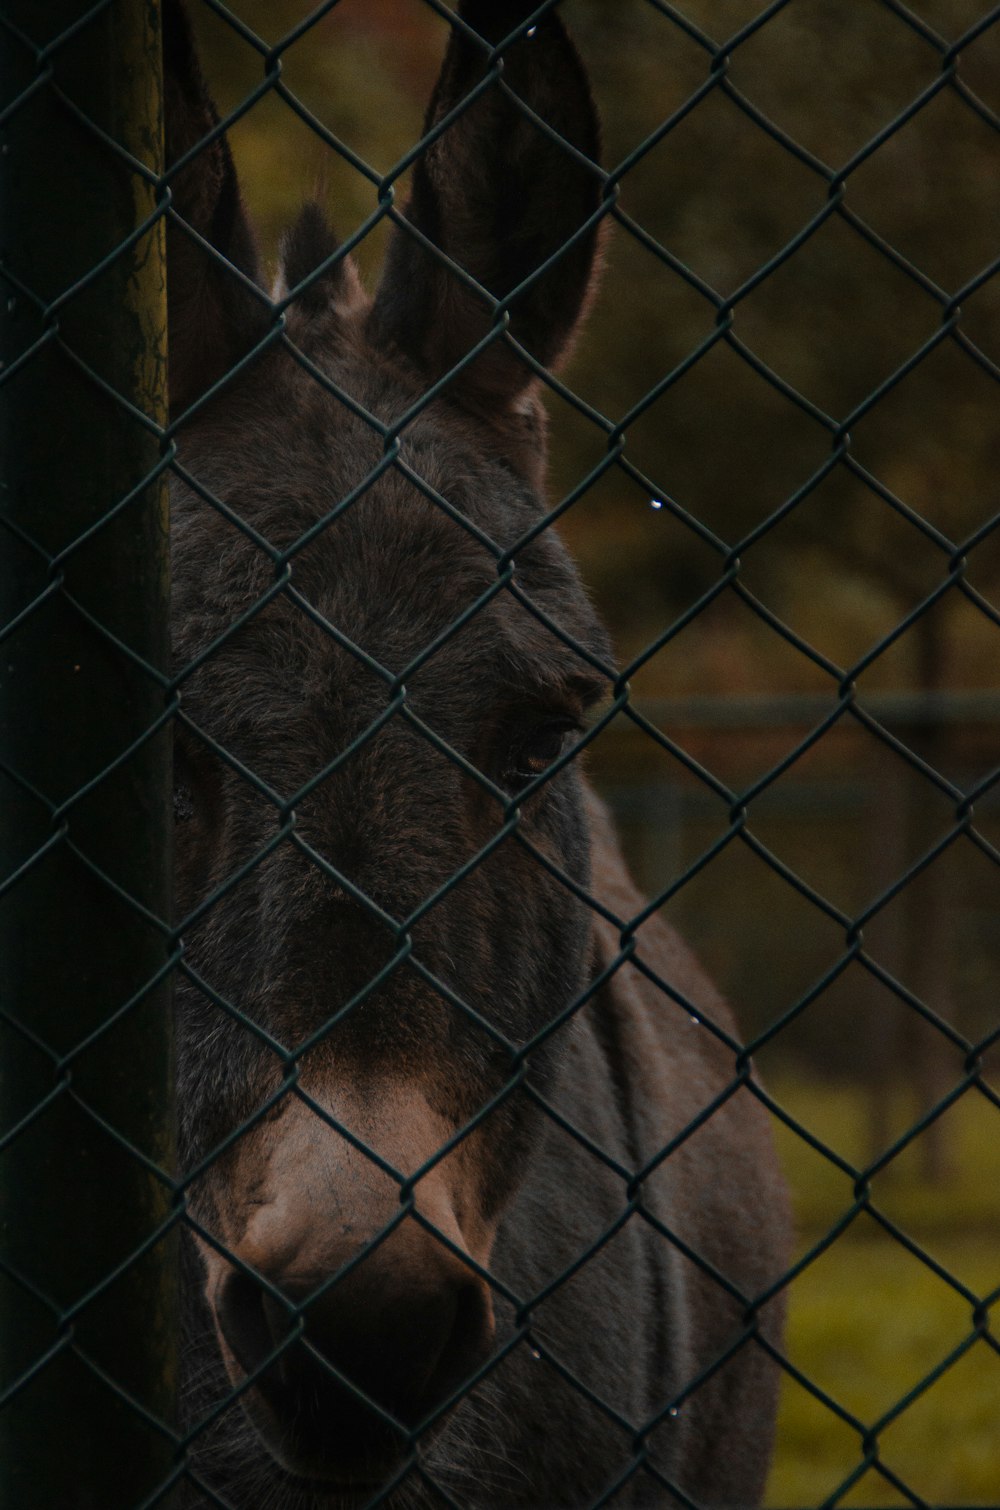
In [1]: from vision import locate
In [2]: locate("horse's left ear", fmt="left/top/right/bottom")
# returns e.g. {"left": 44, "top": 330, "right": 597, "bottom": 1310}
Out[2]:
{"left": 163, "top": 0, "right": 267, "bottom": 415}
{"left": 368, "top": 0, "right": 602, "bottom": 421}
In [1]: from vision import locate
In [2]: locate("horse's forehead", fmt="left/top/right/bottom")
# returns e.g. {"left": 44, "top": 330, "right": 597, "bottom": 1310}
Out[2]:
{"left": 174, "top": 428, "right": 582, "bottom": 652}
{"left": 169, "top": 365, "right": 605, "bottom": 752}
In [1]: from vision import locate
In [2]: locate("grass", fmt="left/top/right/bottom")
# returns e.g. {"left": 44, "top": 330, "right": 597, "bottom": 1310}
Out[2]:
{"left": 764, "top": 1080, "right": 1000, "bottom": 1506}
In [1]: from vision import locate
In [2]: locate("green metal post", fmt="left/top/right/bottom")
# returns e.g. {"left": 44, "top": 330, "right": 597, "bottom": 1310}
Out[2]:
{"left": 0, "top": 4, "right": 175, "bottom": 1506}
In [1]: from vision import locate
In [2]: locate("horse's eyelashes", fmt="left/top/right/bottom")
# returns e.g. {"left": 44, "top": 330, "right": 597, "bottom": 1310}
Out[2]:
{"left": 506, "top": 719, "right": 578, "bottom": 788}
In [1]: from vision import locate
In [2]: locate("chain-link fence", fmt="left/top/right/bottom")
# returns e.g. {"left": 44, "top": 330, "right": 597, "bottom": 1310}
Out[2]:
{"left": 2, "top": 1, "right": 999, "bottom": 1506}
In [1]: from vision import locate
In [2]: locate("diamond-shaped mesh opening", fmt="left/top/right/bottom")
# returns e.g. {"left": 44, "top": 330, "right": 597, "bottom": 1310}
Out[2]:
{"left": 3, "top": 0, "right": 1000, "bottom": 1505}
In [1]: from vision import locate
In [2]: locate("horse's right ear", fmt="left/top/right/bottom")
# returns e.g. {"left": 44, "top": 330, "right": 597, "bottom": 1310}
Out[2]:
{"left": 368, "top": 1, "right": 602, "bottom": 446}
{"left": 163, "top": 0, "right": 265, "bottom": 416}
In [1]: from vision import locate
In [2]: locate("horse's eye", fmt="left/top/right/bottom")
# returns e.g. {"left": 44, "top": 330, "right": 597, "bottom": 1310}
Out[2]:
{"left": 508, "top": 721, "right": 577, "bottom": 788}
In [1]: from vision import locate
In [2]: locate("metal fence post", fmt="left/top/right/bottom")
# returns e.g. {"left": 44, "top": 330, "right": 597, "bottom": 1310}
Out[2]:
{"left": 0, "top": 4, "right": 175, "bottom": 1506}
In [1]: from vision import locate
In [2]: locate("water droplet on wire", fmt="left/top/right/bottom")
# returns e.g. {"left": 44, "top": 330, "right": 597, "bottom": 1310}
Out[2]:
{"left": 650, "top": 498, "right": 663, "bottom": 510}
{"left": 526, "top": 25, "right": 538, "bottom": 38}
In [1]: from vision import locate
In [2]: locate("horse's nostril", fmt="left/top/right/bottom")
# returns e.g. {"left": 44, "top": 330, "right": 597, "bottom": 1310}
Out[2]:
{"left": 422, "top": 1278, "right": 494, "bottom": 1407}
{"left": 210, "top": 1244, "right": 495, "bottom": 1476}
{"left": 217, "top": 1271, "right": 288, "bottom": 1380}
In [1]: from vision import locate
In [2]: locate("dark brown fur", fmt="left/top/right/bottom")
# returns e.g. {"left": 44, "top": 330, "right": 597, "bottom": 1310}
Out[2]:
{"left": 167, "top": 3, "right": 790, "bottom": 1505}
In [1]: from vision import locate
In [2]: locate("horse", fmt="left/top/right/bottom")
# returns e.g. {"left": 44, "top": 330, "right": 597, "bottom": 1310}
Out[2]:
{"left": 166, "top": 2, "right": 790, "bottom": 1504}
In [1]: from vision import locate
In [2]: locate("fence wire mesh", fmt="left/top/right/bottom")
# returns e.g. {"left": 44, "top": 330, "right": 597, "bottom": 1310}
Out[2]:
{"left": 1, "top": 0, "right": 999, "bottom": 1506}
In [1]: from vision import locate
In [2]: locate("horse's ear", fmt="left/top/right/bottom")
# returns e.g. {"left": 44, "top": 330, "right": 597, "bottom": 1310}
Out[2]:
{"left": 277, "top": 202, "right": 367, "bottom": 321}
{"left": 163, "top": 0, "right": 266, "bottom": 415}
{"left": 368, "top": 0, "right": 602, "bottom": 420}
